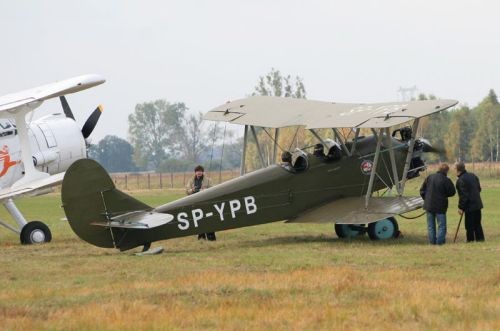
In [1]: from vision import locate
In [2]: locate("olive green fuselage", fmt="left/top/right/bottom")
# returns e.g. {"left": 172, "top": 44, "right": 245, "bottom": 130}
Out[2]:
{"left": 62, "top": 135, "right": 414, "bottom": 251}
{"left": 118, "top": 136, "right": 409, "bottom": 250}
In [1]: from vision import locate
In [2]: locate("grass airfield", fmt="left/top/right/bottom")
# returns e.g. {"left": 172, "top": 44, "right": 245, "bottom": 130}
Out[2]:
{"left": 0, "top": 180, "right": 499, "bottom": 330}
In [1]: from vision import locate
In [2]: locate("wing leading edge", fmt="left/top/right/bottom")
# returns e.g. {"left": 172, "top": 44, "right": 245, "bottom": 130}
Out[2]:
{"left": 204, "top": 96, "right": 458, "bottom": 129}
{"left": 0, "top": 74, "right": 105, "bottom": 113}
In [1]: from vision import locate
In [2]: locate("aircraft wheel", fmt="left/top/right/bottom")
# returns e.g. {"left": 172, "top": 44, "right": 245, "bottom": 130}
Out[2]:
{"left": 368, "top": 217, "right": 398, "bottom": 240}
{"left": 20, "top": 221, "right": 52, "bottom": 244}
{"left": 335, "top": 224, "right": 364, "bottom": 238}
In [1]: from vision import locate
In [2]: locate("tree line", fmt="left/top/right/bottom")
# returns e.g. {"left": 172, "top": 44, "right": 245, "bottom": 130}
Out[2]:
{"left": 89, "top": 69, "right": 499, "bottom": 173}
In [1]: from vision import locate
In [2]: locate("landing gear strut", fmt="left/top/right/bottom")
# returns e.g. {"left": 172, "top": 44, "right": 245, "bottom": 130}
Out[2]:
{"left": 0, "top": 198, "right": 52, "bottom": 245}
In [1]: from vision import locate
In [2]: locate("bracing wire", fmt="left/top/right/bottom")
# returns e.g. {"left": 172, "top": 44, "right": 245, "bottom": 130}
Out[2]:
{"left": 261, "top": 128, "right": 285, "bottom": 152}
{"left": 287, "top": 126, "right": 301, "bottom": 151}
{"left": 207, "top": 123, "right": 218, "bottom": 175}
{"left": 218, "top": 123, "right": 227, "bottom": 183}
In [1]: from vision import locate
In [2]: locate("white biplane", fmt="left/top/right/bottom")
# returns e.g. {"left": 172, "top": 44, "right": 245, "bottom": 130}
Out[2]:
{"left": 0, "top": 74, "right": 105, "bottom": 244}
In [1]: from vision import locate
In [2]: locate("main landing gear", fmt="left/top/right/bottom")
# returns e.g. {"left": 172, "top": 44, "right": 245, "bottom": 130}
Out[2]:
{"left": 0, "top": 198, "right": 52, "bottom": 244}
{"left": 335, "top": 217, "right": 399, "bottom": 240}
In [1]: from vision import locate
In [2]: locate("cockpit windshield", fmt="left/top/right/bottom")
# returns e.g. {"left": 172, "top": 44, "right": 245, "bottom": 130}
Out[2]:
{"left": 279, "top": 149, "right": 309, "bottom": 173}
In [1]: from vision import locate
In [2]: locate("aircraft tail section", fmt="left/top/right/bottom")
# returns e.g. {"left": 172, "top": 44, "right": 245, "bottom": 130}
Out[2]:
{"left": 61, "top": 159, "right": 153, "bottom": 248}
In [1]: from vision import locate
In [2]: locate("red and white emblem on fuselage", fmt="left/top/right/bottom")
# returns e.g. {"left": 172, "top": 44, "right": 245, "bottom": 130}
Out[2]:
{"left": 360, "top": 160, "right": 373, "bottom": 175}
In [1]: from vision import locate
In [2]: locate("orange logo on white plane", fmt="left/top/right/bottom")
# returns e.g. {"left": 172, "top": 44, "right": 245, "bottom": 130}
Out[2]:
{"left": 0, "top": 145, "right": 20, "bottom": 177}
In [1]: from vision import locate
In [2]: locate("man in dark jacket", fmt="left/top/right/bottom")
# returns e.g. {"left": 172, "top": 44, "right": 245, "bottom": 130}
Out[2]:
{"left": 420, "top": 163, "right": 456, "bottom": 245}
{"left": 455, "top": 162, "right": 484, "bottom": 242}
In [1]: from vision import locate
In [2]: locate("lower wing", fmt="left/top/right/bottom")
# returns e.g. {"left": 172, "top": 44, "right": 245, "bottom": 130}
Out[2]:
{"left": 0, "top": 172, "right": 64, "bottom": 202}
{"left": 287, "top": 196, "right": 423, "bottom": 224}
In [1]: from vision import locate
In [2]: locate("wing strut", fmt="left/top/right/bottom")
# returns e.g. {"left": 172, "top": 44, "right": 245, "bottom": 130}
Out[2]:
{"left": 365, "top": 128, "right": 384, "bottom": 209}
{"left": 309, "top": 129, "right": 326, "bottom": 146}
{"left": 240, "top": 125, "right": 248, "bottom": 175}
{"left": 11, "top": 105, "right": 50, "bottom": 188}
{"left": 332, "top": 128, "right": 352, "bottom": 157}
{"left": 250, "top": 126, "right": 266, "bottom": 168}
{"left": 385, "top": 127, "right": 402, "bottom": 196}
{"left": 350, "top": 128, "right": 361, "bottom": 155}
{"left": 272, "top": 128, "right": 280, "bottom": 164}
{"left": 399, "top": 118, "right": 420, "bottom": 193}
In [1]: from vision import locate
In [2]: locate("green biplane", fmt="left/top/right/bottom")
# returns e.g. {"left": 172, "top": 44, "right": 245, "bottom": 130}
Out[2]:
{"left": 61, "top": 96, "right": 457, "bottom": 251}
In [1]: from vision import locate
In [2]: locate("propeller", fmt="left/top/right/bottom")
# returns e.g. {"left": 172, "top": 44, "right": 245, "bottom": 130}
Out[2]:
{"left": 81, "top": 105, "right": 103, "bottom": 139}
{"left": 59, "top": 96, "right": 75, "bottom": 120}
{"left": 418, "top": 138, "right": 445, "bottom": 154}
{"left": 59, "top": 96, "right": 103, "bottom": 139}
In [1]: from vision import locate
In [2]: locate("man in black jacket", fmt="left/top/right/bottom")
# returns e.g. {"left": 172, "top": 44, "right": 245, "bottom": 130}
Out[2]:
{"left": 420, "top": 163, "right": 456, "bottom": 245}
{"left": 455, "top": 162, "right": 484, "bottom": 242}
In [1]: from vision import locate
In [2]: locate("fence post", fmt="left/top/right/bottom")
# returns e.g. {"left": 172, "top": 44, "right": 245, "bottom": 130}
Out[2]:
{"left": 171, "top": 172, "right": 174, "bottom": 188}
{"left": 125, "top": 175, "right": 128, "bottom": 190}
{"left": 183, "top": 172, "right": 186, "bottom": 186}
{"left": 147, "top": 173, "right": 151, "bottom": 189}
{"left": 160, "top": 173, "right": 163, "bottom": 189}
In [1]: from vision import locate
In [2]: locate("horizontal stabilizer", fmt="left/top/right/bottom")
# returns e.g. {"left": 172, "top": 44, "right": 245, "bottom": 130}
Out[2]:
{"left": 288, "top": 196, "right": 423, "bottom": 225}
{"left": 0, "top": 172, "right": 64, "bottom": 202}
{"left": 91, "top": 211, "right": 174, "bottom": 229}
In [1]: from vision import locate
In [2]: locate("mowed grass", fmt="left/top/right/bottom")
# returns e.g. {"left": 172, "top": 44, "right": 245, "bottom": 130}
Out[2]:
{"left": 0, "top": 178, "right": 499, "bottom": 330}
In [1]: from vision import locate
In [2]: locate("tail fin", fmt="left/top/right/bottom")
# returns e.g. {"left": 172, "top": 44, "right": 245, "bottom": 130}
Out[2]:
{"left": 61, "top": 159, "right": 151, "bottom": 248}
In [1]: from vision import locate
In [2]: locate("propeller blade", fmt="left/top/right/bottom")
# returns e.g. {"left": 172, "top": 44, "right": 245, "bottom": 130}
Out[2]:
{"left": 59, "top": 96, "right": 75, "bottom": 120}
{"left": 420, "top": 138, "right": 445, "bottom": 154}
{"left": 81, "top": 105, "right": 103, "bottom": 139}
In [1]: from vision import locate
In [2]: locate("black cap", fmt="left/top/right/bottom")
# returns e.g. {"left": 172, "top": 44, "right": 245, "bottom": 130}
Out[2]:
{"left": 281, "top": 151, "right": 292, "bottom": 162}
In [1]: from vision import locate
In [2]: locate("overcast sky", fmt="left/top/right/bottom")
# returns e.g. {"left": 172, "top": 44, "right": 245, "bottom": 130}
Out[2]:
{"left": 1, "top": 0, "right": 498, "bottom": 141}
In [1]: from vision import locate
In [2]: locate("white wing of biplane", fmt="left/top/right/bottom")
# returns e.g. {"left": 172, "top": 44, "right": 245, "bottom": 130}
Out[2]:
{"left": 204, "top": 96, "right": 458, "bottom": 128}
{"left": 0, "top": 74, "right": 105, "bottom": 113}
{"left": 0, "top": 172, "right": 65, "bottom": 203}
{"left": 0, "top": 74, "right": 105, "bottom": 194}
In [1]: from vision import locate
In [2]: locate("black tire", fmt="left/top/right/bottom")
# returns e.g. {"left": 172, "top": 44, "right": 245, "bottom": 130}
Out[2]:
{"left": 367, "top": 217, "right": 399, "bottom": 240}
{"left": 20, "top": 221, "right": 52, "bottom": 244}
{"left": 335, "top": 224, "right": 364, "bottom": 238}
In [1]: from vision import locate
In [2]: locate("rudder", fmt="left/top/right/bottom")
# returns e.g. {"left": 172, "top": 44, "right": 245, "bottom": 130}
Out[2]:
{"left": 61, "top": 159, "right": 152, "bottom": 248}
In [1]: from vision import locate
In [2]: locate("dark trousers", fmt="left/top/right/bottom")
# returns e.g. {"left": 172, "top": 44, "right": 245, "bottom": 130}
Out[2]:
{"left": 198, "top": 232, "right": 216, "bottom": 241}
{"left": 464, "top": 210, "right": 484, "bottom": 242}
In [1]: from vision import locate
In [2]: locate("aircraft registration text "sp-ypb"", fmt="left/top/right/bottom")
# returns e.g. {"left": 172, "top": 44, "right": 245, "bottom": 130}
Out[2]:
{"left": 176, "top": 196, "right": 257, "bottom": 231}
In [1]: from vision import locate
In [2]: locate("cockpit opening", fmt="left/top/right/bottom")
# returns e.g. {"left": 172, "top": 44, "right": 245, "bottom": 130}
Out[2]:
{"left": 313, "top": 140, "right": 343, "bottom": 162}
{"left": 280, "top": 149, "right": 309, "bottom": 172}
{"left": 0, "top": 120, "right": 17, "bottom": 139}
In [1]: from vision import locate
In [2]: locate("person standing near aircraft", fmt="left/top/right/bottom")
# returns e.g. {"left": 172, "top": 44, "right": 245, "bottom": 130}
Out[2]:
{"left": 455, "top": 162, "right": 484, "bottom": 242}
{"left": 420, "top": 163, "right": 456, "bottom": 245}
{"left": 186, "top": 165, "right": 216, "bottom": 241}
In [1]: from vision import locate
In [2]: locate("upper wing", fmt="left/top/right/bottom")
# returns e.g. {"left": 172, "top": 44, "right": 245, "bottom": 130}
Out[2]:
{"left": 0, "top": 172, "right": 64, "bottom": 202}
{"left": 204, "top": 96, "right": 458, "bottom": 128}
{"left": 0, "top": 74, "right": 105, "bottom": 113}
{"left": 287, "top": 196, "right": 423, "bottom": 224}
